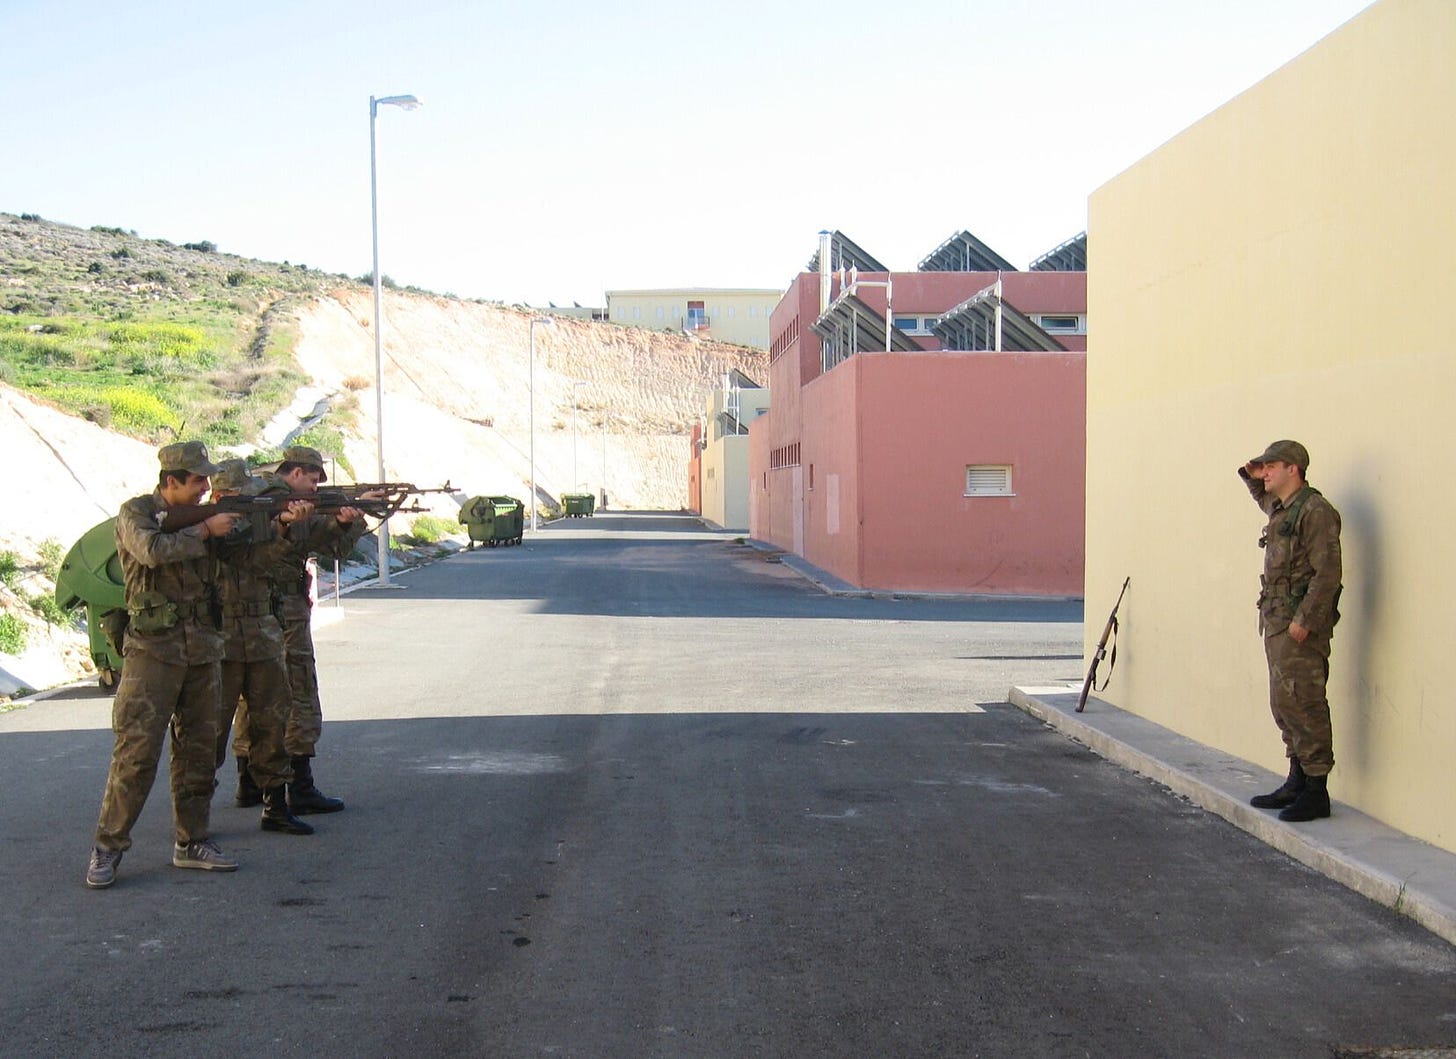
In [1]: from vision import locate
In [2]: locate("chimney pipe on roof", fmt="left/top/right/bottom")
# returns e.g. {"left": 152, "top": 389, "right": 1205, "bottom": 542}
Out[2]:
{"left": 818, "top": 230, "right": 833, "bottom": 314}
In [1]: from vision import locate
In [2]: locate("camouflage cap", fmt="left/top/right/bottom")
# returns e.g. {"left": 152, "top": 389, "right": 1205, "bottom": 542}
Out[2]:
{"left": 245, "top": 471, "right": 292, "bottom": 497}
{"left": 210, "top": 458, "right": 253, "bottom": 494}
{"left": 1249, "top": 439, "right": 1309, "bottom": 471}
{"left": 280, "top": 444, "right": 328, "bottom": 482}
{"left": 158, "top": 440, "right": 221, "bottom": 477}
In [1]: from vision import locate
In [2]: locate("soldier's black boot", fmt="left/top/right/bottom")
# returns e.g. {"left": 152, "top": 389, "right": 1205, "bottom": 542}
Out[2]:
{"left": 261, "top": 784, "right": 315, "bottom": 835}
{"left": 235, "top": 756, "right": 263, "bottom": 808}
{"left": 288, "top": 755, "right": 345, "bottom": 814}
{"left": 1250, "top": 758, "right": 1305, "bottom": 809}
{"left": 1278, "top": 773, "right": 1331, "bottom": 822}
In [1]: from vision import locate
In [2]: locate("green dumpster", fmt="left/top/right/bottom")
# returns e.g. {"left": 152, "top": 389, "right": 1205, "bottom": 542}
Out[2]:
{"left": 563, "top": 493, "right": 595, "bottom": 518}
{"left": 54, "top": 517, "right": 127, "bottom": 689}
{"left": 458, "top": 496, "right": 496, "bottom": 550}
{"left": 487, "top": 496, "right": 524, "bottom": 545}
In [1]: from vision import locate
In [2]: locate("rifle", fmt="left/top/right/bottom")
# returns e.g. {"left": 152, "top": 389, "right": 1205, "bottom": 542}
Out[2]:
{"left": 1077, "top": 576, "right": 1130, "bottom": 713}
{"left": 157, "top": 482, "right": 456, "bottom": 537}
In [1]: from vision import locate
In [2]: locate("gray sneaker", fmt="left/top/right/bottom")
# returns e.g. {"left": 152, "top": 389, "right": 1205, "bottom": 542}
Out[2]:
{"left": 86, "top": 846, "right": 124, "bottom": 889}
{"left": 173, "top": 839, "right": 238, "bottom": 872}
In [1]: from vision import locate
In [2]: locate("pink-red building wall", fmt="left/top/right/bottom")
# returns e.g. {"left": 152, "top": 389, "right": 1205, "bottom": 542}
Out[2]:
{"left": 687, "top": 423, "right": 702, "bottom": 515}
{"left": 752, "top": 270, "right": 1087, "bottom": 595}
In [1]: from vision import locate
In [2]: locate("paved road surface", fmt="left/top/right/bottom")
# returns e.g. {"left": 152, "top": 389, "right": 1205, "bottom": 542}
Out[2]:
{"left": 2, "top": 513, "right": 1453, "bottom": 1057}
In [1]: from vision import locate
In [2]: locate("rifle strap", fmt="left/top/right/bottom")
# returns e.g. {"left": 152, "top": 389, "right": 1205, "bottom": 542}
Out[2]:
{"left": 1093, "top": 614, "right": 1119, "bottom": 693}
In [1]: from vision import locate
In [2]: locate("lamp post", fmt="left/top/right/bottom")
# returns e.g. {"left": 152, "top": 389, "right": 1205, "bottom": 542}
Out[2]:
{"left": 571, "top": 380, "right": 588, "bottom": 489}
{"left": 369, "top": 92, "right": 420, "bottom": 587}
{"left": 528, "top": 316, "right": 553, "bottom": 531}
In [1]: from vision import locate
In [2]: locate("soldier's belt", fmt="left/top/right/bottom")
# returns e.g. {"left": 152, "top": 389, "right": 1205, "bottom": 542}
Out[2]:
{"left": 222, "top": 600, "right": 274, "bottom": 618}
{"left": 171, "top": 601, "right": 213, "bottom": 621}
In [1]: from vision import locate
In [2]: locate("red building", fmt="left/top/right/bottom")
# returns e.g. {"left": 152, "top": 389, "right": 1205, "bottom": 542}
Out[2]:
{"left": 748, "top": 230, "right": 1087, "bottom": 595}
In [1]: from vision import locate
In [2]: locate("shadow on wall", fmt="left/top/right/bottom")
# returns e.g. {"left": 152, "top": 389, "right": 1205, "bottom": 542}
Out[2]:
{"left": 1338, "top": 465, "right": 1383, "bottom": 778}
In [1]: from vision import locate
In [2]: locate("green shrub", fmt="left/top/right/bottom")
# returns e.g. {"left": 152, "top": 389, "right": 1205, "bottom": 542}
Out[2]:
{"left": 37, "top": 539, "right": 64, "bottom": 581}
{"left": 99, "top": 387, "right": 180, "bottom": 432}
{"left": 0, "top": 552, "right": 18, "bottom": 587}
{"left": 0, "top": 614, "right": 26, "bottom": 654}
{"left": 409, "top": 515, "right": 457, "bottom": 543}
{"left": 25, "top": 593, "right": 69, "bottom": 627}
{"left": 226, "top": 270, "right": 248, "bottom": 287}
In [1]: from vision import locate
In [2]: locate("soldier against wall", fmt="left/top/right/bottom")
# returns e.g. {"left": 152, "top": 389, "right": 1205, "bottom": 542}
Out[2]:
{"left": 1239, "top": 439, "right": 1343, "bottom": 823}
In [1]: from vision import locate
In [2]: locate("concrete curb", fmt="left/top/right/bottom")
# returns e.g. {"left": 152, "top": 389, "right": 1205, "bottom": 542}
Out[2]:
{"left": 743, "top": 538, "right": 1081, "bottom": 603}
{"left": 1009, "top": 685, "right": 1456, "bottom": 948}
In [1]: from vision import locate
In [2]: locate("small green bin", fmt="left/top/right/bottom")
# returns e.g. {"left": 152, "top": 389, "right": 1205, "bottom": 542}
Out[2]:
{"left": 486, "top": 496, "right": 524, "bottom": 545}
{"left": 562, "top": 493, "right": 595, "bottom": 518}
{"left": 54, "top": 517, "right": 127, "bottom": 689}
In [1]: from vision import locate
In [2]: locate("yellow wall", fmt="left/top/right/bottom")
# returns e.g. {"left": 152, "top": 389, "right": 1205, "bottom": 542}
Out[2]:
{"left": 607, "top": 289, "right": 782, "bottom": 348}
{"left": 701, "top": 386, "right": 770, "bottom": 530}
{"left": 1087, "top": 0, "right": 1456, "bottom": 852}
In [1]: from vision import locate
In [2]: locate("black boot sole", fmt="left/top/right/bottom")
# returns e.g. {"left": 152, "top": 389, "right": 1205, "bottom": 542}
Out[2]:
{"left": 261, "top": 815, "right": 315, "bottom": 835}
{"left": 1250, "top": 791, "right": 1301, "bottom": 809}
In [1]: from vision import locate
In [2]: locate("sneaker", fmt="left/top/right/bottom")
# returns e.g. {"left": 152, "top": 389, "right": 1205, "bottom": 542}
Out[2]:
{"left": 86, "top": 846, "right": 124, "bottom": 889}
{"left": 173, "top": 839, "right": 238, "bottom": 872}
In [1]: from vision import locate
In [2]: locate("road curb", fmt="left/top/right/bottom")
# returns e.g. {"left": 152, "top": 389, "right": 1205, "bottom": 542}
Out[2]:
{"left": 1009, "top": 685, "right": 1456, "bottom": 949}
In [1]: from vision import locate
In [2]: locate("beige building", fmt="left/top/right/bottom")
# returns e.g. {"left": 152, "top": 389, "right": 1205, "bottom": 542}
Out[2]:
{"left": 698, "top": 371, "right": 769, "bottom": 531}
{"left": 1086, "top": 0, "right": 1455, "bottom": 853}
{"left": 606, "top": 288, "right": 782, "bottom": 349}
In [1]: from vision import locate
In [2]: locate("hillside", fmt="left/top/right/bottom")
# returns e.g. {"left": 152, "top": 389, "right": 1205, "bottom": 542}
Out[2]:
{"left": 0, "top": 212, "right": 770, "bottom": 692}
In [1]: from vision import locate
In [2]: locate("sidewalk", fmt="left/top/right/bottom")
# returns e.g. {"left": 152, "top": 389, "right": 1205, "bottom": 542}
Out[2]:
{"left": 1010, "top": 685, "right": 1456, "bottom": 948}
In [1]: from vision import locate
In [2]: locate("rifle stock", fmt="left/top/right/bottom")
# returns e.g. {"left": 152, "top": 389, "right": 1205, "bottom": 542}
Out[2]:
{"left": 1077, "top": 576, "right": 1130, "bottom": 713}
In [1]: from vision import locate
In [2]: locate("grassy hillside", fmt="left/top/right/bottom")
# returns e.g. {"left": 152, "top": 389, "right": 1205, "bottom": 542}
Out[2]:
{"left": 0, "top": 211, "right": 366, "bottom": 453}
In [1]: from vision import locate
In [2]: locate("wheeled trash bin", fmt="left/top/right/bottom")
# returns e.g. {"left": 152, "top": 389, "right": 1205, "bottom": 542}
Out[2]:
{"left": 54, "top": 517, "right": 127, "bottom": 689}
{"left": 487, "top": 496, "right": 524, "bottom": 545}
{"left": 458, "top": 496, "right": 496, "bottom": 550}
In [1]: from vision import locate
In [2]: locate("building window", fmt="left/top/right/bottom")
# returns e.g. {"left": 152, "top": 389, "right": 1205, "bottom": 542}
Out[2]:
{"left": 727, "top": 307, "right": 736, "bottom": 318}
{"left": 893, "top": 315, "right": 934, "bottom": 336}
{"left": 633, "top": 307, "right": 641, "bottom": 320}
{"left": 1037, "top": 314, "right": 1083, "bottom": 333}
{"left": 965, "top": 464, "right": 1014, "bottom": 496}
{"left": 749, "top": 306, "right": 758, "bottom": 317}
{"left": 656, "top": 307, "right": 665, "bottom": 320}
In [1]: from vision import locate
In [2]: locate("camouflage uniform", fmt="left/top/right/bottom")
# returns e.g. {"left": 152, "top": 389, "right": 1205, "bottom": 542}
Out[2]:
{"left": 232, "top": 470, "right": 367, "bottom": 761}
{"left": 93, "top": 463, "right": 228, "bottom": 853}
{"left": 212, "top": 470, "right": 296, "bottom": 790}
{"left": 1242, "top": 449, "right": 1343, "bottom": 777}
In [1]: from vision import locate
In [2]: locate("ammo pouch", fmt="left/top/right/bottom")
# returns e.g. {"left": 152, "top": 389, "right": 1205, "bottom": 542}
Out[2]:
{"left": 128, "top": 590, "right": 178, "bottom": 634}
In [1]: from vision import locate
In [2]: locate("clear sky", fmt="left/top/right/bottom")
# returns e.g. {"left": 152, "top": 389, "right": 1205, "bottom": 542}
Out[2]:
{"left": 1, "top": 0, "right": 1373, "bottom": 307}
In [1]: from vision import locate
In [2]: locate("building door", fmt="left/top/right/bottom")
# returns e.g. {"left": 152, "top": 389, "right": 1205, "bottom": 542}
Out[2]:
{"left": 792, "top": 466, "right": 804, "bottom": 556}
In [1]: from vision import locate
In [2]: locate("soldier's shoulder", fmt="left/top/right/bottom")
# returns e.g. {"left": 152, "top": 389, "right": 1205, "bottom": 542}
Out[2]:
{"left": 119, "top": 492, "right": 160, "bottom": 517}
{"left": 1304, "top": 491, "right": 1342, "bottom": 528}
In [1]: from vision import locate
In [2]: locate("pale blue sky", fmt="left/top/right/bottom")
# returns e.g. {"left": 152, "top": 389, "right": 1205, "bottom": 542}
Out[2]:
{"left": 1, "top": 0, "right": 1373, "bottom": 306}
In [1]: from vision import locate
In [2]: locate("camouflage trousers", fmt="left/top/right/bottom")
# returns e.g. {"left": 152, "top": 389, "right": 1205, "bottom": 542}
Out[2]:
{"left": 218, "top": 656, "right": 293, "bottom": 788}
{"left": 94, "top": 655, "right": 219, "bottom": 851}
{"left": 235, "top": 616, "right": 322, "bottom": 758}
{"left": 1264, "top": 629, "right": 1335, "bottom": 776}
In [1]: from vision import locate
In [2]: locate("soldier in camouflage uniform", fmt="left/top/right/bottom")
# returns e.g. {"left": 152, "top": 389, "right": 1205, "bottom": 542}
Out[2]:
{"left": 1239, "top": 439, "right": 1343, "bottom": 822}
{"left": 86, "top": 442, "right": 249, "bottom": 889}
{"left": 231, "top": 445, "right": 371, "bottom": 814}
{"left": 210, "top": 460, "right": 315, "bottom": 836}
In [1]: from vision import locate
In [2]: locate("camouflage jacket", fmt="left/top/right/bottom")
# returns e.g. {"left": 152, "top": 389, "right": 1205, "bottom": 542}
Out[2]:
{"left": 1242, "top": 472, "right": 1343, "bottom": 638}
{"left": 115, "top": 491, "right": 222, "bottom": 666}
{"left": 268, "top": 503, "right": 369, "bottom": 622}
{"left": 215, "top": 524, "right": 295, "bottom": 664}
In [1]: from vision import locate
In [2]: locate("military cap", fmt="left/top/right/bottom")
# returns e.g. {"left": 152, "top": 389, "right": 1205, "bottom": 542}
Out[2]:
{"left": 1249, "top": 439, "right": 1309, "bottom": 471}
{"left": 280, "top": 444, "right": 328, "bottom": 482}
{"left": 158, "top": 440, "right": 221, "bottom": 476}
{"left": 210, "top": 458, "right": 253, "bottom": 494}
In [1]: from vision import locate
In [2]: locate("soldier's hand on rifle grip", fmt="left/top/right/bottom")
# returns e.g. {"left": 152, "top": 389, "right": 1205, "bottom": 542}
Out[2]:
{"left": 277, "top": 500, "right": 314, "bottom": 525}
{"left": 336, "top": 505, "right": 366, "bottom": 525}
{"left": 200, "top": 512, "right": 242, "bottom": 539}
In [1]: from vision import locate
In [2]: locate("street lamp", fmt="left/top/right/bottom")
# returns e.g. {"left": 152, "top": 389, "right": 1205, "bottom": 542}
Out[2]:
{"left": 571, "top": 381, "right": 588, "bottom": 489}
{"left": 369, "top": 91, "right": 420, "bottom": 587}
{"left": 528, "top": 316, "right": 554, "bottom": 531}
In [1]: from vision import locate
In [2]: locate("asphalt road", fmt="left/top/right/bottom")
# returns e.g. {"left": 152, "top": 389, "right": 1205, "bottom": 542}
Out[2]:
{"left": 2, "top": 513, "right": 1454, "bottom": 1058}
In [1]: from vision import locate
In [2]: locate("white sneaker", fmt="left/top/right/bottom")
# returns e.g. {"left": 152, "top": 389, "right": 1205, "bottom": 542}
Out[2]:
{"left": 173, "top": 839, "right": 238, "bottom": 872}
